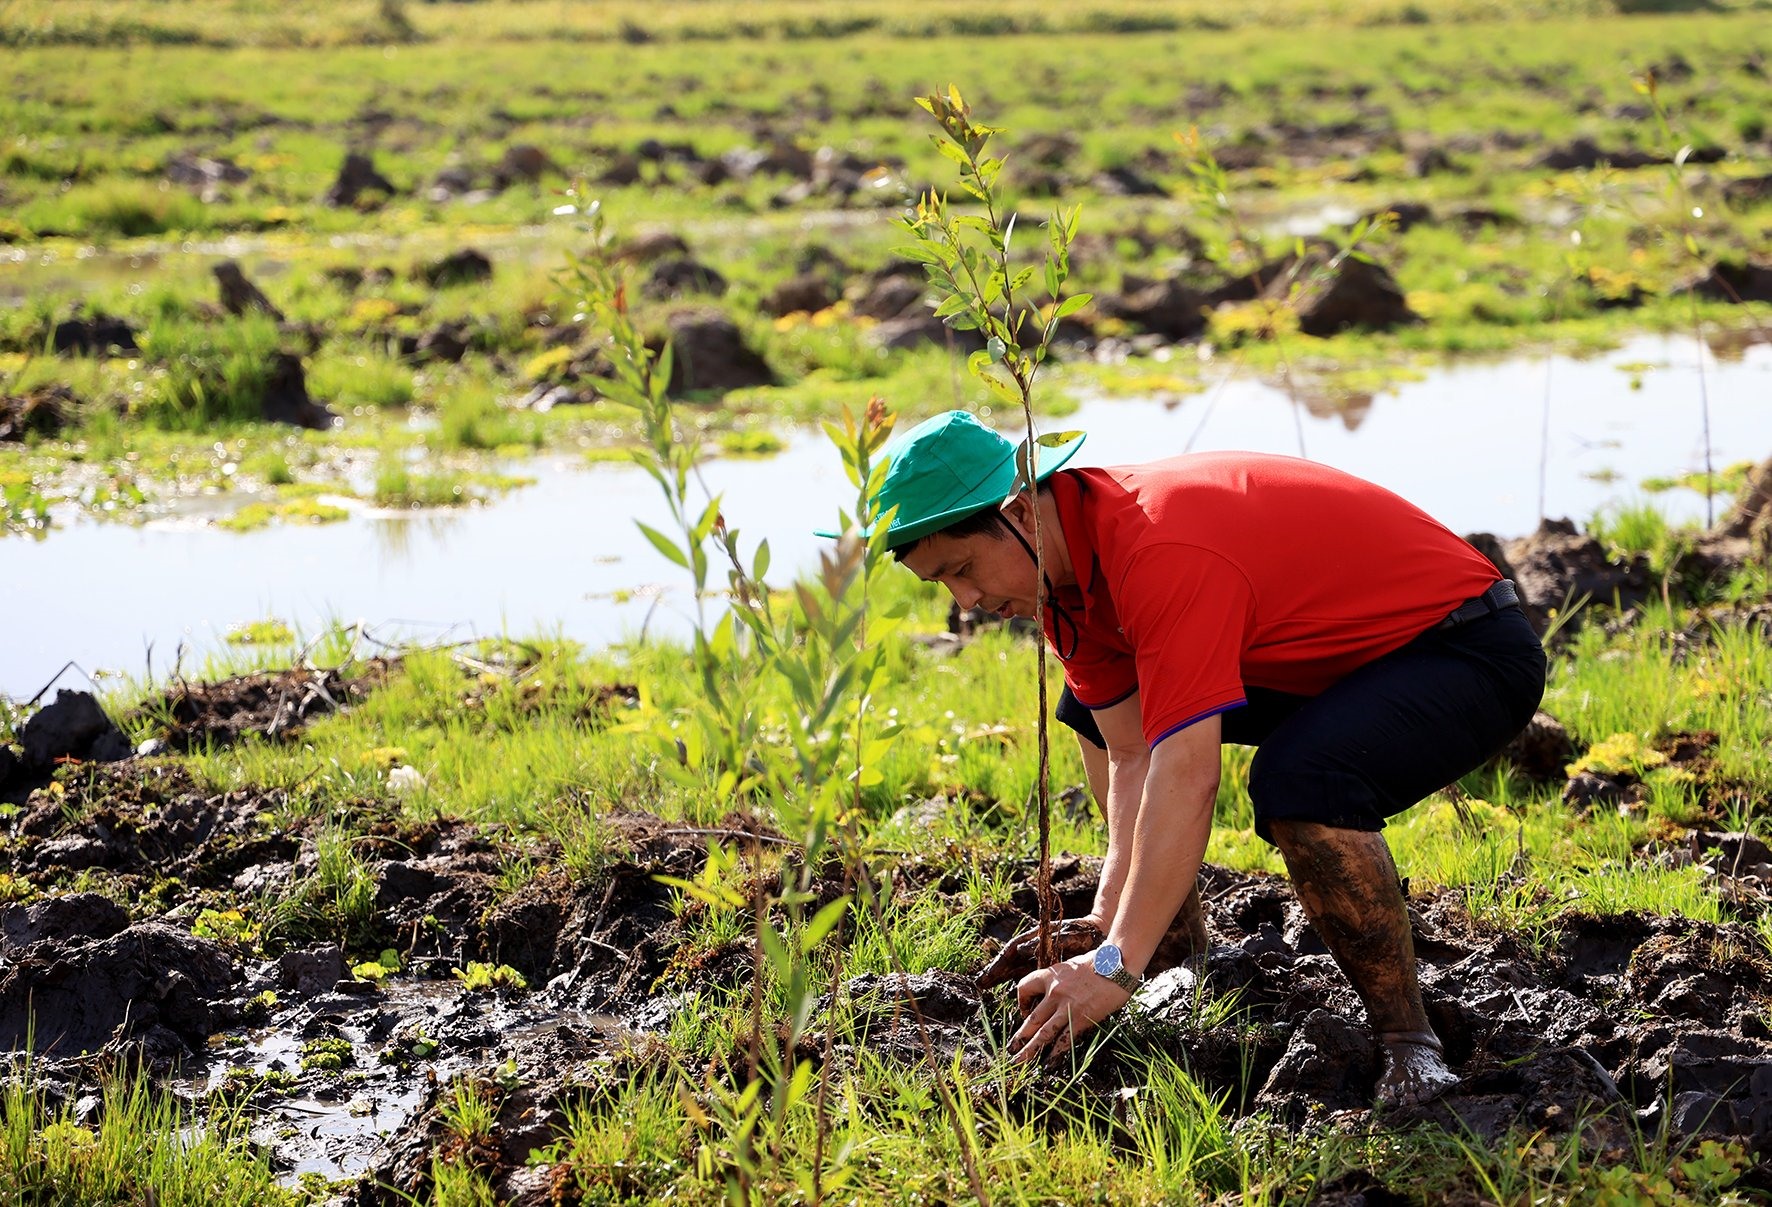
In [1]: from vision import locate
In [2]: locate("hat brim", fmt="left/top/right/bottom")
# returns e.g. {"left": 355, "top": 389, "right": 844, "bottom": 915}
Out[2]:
{"left": 813, "top": 430, "right": 1085, "bottom": 546}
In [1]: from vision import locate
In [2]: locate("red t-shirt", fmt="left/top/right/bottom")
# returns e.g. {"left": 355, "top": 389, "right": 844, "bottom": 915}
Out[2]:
{"left": 1040, "top": 454, "right": 1501, "bottom": 747}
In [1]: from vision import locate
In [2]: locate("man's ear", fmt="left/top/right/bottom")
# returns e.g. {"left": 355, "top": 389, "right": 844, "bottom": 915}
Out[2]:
{"left": 1001, "top": 490, "right": 1037, "bottom": 532}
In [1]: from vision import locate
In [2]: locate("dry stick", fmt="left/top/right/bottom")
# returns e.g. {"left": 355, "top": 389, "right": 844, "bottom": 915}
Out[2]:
{"left": 811, "top": 863, "right": 850, "bottom": 1207}
{"left": 1692, "top": 301, "right": 1715, "bottom": 528}
{"left": 930, "top": 164, "right": 1059, "bottom": 972}
{"left": 743, "top": 825, "right": 765, "bottom": 1204}
{"left": 1022, "top": 418, "right": 1057, "bottom": 973}
{"left": 1182, "top": 347, "right": 1251, "bottom": 454}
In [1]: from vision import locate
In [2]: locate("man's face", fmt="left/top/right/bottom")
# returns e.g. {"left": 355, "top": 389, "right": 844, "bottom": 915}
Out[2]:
{"left": 899, "top": 526, "right": 1039, "bottom": 619}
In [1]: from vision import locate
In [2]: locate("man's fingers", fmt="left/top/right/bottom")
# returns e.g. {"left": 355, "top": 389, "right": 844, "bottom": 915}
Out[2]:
{"left": 1012, "top": 1005, "right": 1075, "bottom": 1065}
{"left": 1010, "top": 985, "right": 1060, "bottom": 1050}
{"left": 1015, "top": 969, "right": 1051, "bottom": 1016}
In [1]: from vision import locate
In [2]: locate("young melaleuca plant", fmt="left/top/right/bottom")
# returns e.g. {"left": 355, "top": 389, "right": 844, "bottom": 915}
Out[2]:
{"left": 897, "top": 85, "right": 1087, "bottom": 971}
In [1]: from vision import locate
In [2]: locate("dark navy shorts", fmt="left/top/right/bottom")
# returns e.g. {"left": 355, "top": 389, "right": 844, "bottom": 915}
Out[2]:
{"left": 1054, "top": 604, "right": 1547, "bottom": 843}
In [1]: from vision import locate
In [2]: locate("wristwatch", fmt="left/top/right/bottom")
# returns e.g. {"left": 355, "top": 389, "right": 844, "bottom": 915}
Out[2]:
{"left": 1091, "top": 943, "right": 1143, "bottom": 993}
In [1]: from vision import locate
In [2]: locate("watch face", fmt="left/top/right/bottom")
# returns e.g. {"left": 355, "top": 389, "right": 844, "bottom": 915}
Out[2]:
{"left": 1092, "top": 944, "right": 1123, "bottom": 977}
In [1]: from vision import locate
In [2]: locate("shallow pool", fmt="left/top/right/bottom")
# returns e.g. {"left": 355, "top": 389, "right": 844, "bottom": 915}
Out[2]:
{"left": 4, "top": 333, "right": 1766, "bottom": 698}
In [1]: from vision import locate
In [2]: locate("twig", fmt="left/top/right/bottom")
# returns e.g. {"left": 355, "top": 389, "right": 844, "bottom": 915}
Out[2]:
{"left": 657, "top": 827, "right": 800, "bottom": 849}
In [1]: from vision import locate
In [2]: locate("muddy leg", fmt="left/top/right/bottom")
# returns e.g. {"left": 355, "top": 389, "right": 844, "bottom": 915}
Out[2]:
{"left": 1267, "top": 820, "right": 1458, "bottom": 1108}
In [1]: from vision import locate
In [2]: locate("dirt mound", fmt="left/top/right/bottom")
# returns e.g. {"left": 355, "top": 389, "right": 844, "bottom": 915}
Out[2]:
{"left": 134, "top": 660, "right": 395, "bottom": 753}
{"left": 969, "top": 865, "right": 1772, "bottom": 1150}
{"left": 8, "top": 761, "right": 300, "bottom": 888}
{"left": 1282, "top": 254, "right": 1418, "bottom": 336}
{"left": 0, "top": 383, "right": 78, "bottom": 442}
{"left": 1099, "top": 277, "right": 1209, "bottom": 341}
{"left": 324, "top": 151, "right": 398, "bottom": 207}
{"left": 0, "top": 690, "right": 133, "bottom": 804}
{"left": 52, "top": 313, "right": 138, "bottom": 356}
{"left": 0, "top": 920, "right": 236, "bottom": 1057}
{"left": 658, "top": 311, "right": 775, "bottom": 395}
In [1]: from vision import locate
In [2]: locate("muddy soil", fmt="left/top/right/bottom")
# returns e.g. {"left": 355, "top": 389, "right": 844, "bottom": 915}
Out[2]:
{"left": 133, "top": 660, "right": 399, "bottom": 754}
{"left": 2, "top": 759, "right": 1769, "bottom": 1200}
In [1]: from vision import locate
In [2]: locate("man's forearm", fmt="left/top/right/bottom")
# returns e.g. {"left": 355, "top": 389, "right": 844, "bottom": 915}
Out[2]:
{"left": 1103, "top": 733, "right": 1218, "bottom": 973}
{"left": 1090, "top": 748, "right": 1149, "bottom": 925}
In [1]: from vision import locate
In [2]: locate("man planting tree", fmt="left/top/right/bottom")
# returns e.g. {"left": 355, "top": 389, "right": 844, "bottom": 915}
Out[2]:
{"left": 836, "top": 409, "right": 1545, "bottom": 1107}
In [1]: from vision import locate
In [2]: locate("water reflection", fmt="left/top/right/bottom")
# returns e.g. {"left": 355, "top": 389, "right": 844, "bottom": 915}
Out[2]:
{"left": 370, "top": 511, "right": 465, "bottom": 566}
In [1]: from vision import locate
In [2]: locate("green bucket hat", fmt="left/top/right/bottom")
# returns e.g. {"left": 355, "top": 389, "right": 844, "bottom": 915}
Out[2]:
{"left": 816, "top": 410, "right": 1085, "bottom": 549}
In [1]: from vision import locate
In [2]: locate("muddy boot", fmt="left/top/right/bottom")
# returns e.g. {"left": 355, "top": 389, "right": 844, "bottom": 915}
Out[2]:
{"left": 1147, "top": 882, "right": 1210, "bottom": 976}
{"left": 1268, "top": 820, "right": 1459, "bottom": 1109}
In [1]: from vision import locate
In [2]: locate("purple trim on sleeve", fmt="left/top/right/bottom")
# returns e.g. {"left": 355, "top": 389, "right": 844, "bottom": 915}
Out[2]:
{"left": 1071, "top": 685, "right": 1138, "bottom": 710}
{"left": 1149, "top": 698, "right": 1247, "bottom": 749}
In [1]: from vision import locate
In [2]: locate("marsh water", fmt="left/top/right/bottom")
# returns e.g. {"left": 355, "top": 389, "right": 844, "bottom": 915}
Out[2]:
{"left": 5, "top": 333, "right": 1768, "bottom": 697}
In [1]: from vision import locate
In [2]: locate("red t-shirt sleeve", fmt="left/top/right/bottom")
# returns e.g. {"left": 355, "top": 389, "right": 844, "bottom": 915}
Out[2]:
{"left": 1113, "top": 543, "right": 1255, "bottom": 747}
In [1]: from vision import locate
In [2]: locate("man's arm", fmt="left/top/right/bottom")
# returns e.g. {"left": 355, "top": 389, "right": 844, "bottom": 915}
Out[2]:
{"left": 1009, "top": 713, "right": 1222, "bottom": 1062}
{"left": 1085, "top": 692, "right": 1150, "bottom": 929}
{"left": 1101, "top": 714, "right": 1221, "bottom": 975}
{"left": 975, "top": 693, "right": 1146, "bottom": 990}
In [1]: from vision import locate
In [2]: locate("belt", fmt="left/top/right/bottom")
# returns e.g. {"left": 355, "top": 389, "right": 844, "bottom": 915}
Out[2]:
{"left": 1436, "top": 579, "right": 1520, "bottom": 630}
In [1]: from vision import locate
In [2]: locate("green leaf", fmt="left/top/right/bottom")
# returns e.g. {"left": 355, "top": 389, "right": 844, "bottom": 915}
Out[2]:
{"left": 1044, "top": 258, "right": 1061, "bottom": 298}
{"left": 1037, "top": 429, "right": 1083, "bottom": 448}
{"left": 692, "top": 495, "right": 723, "bottom": 544}
{"left": 933, "top": 137, "right": 970, "bottom": 166}
{"left": 1053, "top": 292, "right": 1093, "bottom": 319}
{"left": 635, "top": 521, "right": 689, "bottom": 569}
{"left": 986, "top": 336, "right": 1006, "bottom": 363}
{"left": 784, "top": 1058, "right": 816, "bottom": 1111}
{"left": 983, "top": 373, "right": 1022, "bottom": 406}
{"left": 760, "top": 924, "right": 794, "bottom": 982}
{"left": 654, "top": 874, "right": 744, "bottom": 910}
{"left": 803, "top": 898, "right": 849, "bottom": 949}
{"left": 891, "top": 241, "right": 947, "bottom": 266}
{"left": 751, "top": 539, "right": 771, "bottom": 580}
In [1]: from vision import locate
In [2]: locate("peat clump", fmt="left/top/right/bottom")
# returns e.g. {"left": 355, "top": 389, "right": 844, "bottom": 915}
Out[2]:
{"left": 961, "top": 861, "right": 1772, "bottom": 1149}
{"left": 0, "top": 383, "right": 77, "bottom": 442}
{"left": 0, "top": 921, "right": 236, "bottom": 1059}
{"left": 324, "top": 151, "right": 398, "bottom": 207}
{"left": 9, "top": 761, "right": 299, "bottom": 888}
{"left": 134, "top": 660, "right": 395, "bottom": 753}
{"left": 51, "top": 313, "right": 139, "bottom": 356}
{"left": 0, "top": 690, "right": 131, "bottom": 802}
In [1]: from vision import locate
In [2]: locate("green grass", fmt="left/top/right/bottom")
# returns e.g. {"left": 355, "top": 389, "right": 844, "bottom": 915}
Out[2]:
{"left": 0, "top": 2, "right": 1765, "bottom": 515}
{"left": 0, "top": 1069, "right": 299, "bottom": 1205}
{"left": 22, "top": 545, "right": 1768, "bottom": 1205}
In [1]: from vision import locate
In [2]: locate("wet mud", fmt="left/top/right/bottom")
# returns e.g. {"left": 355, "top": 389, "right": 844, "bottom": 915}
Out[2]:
{"left": 133, "top": 659, "right": 399, "bottom": 754}
{"left": 1, "top": 745, "right": 1769, "bottom": 1198}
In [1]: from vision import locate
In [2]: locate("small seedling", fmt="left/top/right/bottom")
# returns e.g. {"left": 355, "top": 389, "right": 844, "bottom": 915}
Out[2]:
{"left": 300, "top": 1037, "right": 354, "bottom": 1073}
{"left": 452, "top": 962, "right": 529, "bottom": 992}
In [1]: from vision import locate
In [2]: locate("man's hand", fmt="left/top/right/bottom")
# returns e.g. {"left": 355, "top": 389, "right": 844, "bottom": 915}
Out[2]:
{"left": 975, "top": 916, "right": 1106, "bottom": 991}
{"left": 1007, "top": 951, "right": 1131, "bottom": 1064}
